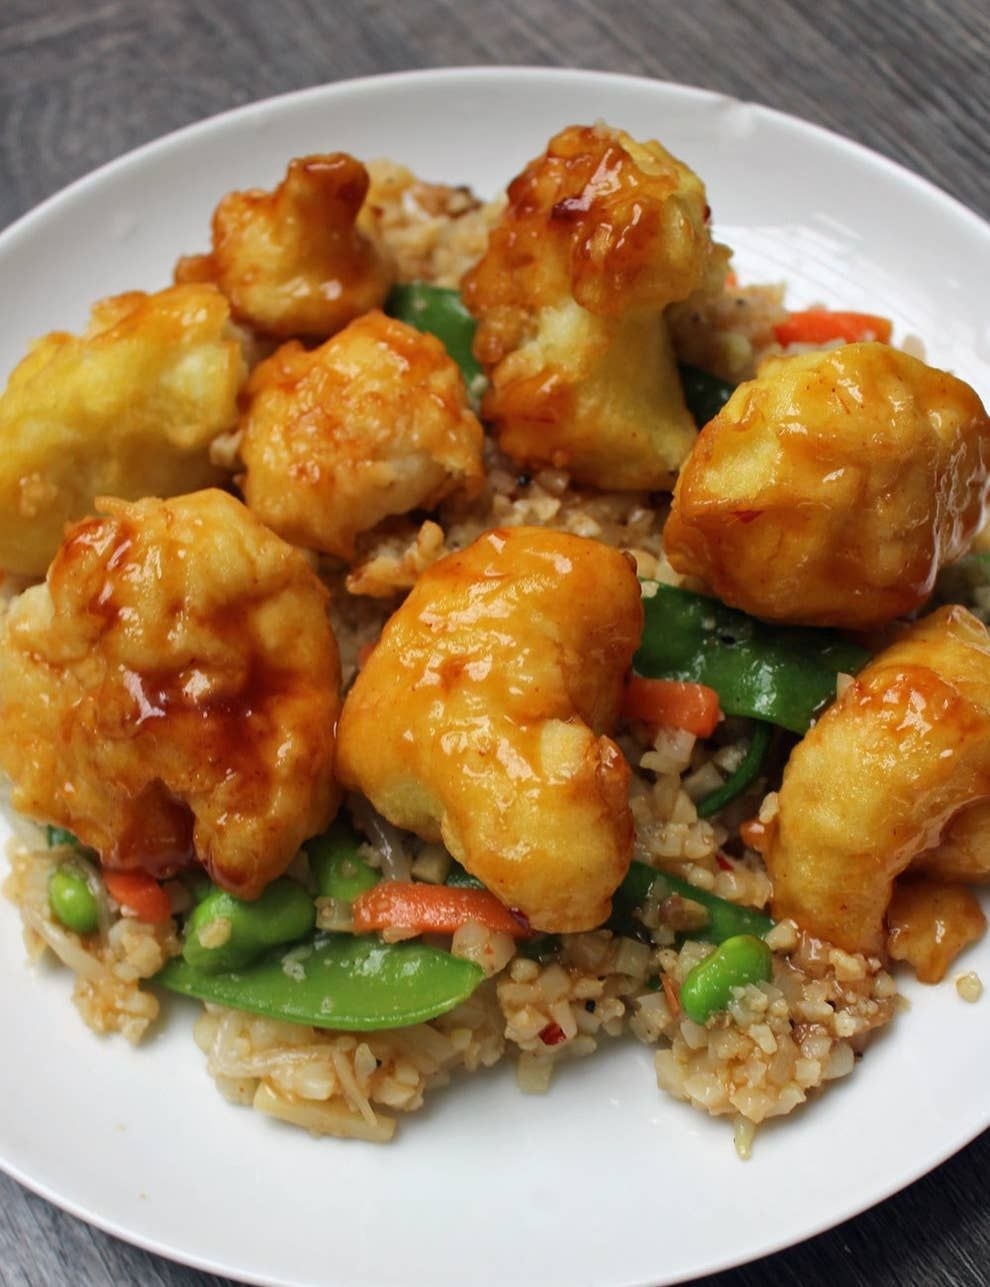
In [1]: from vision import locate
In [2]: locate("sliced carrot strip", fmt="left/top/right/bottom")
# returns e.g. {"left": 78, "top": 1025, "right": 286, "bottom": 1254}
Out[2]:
{"left": 621, "top": 677, "right": 722, "bottom": 738}
{"left": 103, "top": 869, "right": 172, "bottom": 923}
{"left": 351, "top": 881, "right": 530, "bottom": 939}
{"left": 773, "top": 309, "right": 892, "bottom": 347}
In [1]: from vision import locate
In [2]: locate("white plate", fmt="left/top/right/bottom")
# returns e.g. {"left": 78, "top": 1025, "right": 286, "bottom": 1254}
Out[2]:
{"left": 1, "top": 67, "right": 988, "bottom": 1287}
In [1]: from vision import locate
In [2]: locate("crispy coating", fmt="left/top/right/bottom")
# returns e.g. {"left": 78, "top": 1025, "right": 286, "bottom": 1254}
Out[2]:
{"left": 175, "top": 153, "right": 391, "bottom": 340}
{"left": 886, "top": 878, "right": 986, "bottom": 983}
{"left": 665, "top": 343, "right": 990, "bottom": 629}
{"left": 335, "top": 527, "right": 643, "bottom": 932}
{"left": 913, "top": 800, "right": 990, "bottom": 884}
{"left": 766, "top": 606, "right": 990, "bottom": 957}
{"left": 239, "top": 311, "right": 484, "bottom": 562}
{"left": 461, "top": 124, "right": 717, "bottom": 490}
{"left": 0, "top": 490, "right": 341, "bottom": 898}
{"left": 0, "top": 284, "right": 245, "bottom": 577}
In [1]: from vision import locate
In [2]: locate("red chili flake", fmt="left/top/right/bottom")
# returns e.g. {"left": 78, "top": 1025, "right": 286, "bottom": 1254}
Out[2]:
{"left": 538, "top": 1021, "right": 567, "bottom": 1047}
{"left": 715, "top": 851, "right": 734, "bottom": 872}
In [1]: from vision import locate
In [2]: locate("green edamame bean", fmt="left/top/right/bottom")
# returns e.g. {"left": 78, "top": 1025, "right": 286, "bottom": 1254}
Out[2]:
{"left": 306, "top": 822, "right": 379, "bottom": 902}
{"left": 183, "top": 878, "right": 316, "bottom": 973}
{"left": 678, "top": 934, "right": 773, "bottom": 1024}
{"left": 158, "top": 932, "right": 484, "bottom": 1031}
{"left": 49, "top": 864, "right": 99, "bottom": 935}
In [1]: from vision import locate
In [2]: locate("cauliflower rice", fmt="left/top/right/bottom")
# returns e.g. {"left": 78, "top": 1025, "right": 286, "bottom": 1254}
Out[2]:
{"left": 0, "top": 126, "right": 983, "bottom": 1156}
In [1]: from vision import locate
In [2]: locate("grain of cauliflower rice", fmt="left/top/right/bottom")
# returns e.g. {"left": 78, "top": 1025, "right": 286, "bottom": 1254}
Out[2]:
{"left": 1, "top": 122, "right": 988, "bottom": 1154}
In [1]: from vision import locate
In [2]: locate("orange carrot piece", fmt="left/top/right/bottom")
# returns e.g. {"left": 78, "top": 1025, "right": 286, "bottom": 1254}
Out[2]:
{"left": 773, "top": 309, "right": 892, "bottom": 348}
{"left": 103, "top": 869, "right": 173, "bottom": 923}
{"left": 621, "top": 677, "right": 722, "bottom": 738}
{"left": 351, "top": 881, "right": 530, "bottom": 939}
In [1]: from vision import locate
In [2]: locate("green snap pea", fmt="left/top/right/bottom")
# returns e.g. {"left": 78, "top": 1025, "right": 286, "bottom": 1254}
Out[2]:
{"left": 158, "top": 932, "right": 484, "bottom": 1031}
{"left": 636, "top": 581, "right": 870, "bottom": 734}
{"left": 678, "top": 934, "right": 773, "bottom": 1023}
{"left": 677, "top": 364, "right": 736, "bottom": 428}
{"left": 182, "top": 878, "right": 316, "bottom": 974}
{"left": 45, "top": 825, "right": 83, "bottom": 851}
{"left": 696, "top": 720, "right": 774, "bottom": 819}
{"left": 306, "top": 822, "right": 379, "bottom": 902}
{"left": 48, "top": 863, "right": 99, "bottom": 935}
{"left": 444, "top": 861, "right": 486, "bottom": 890}
{"left": 614, "top": 860, "right": 773, "bottom": 944}
{"left": 385, "top": 282, "right": 484, "bottom": 394}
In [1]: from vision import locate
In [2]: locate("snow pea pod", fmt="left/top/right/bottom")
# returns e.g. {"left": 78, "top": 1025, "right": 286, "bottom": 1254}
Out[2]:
{"left": 306, "top": 821, "right": 379, "bottom": 902}
{"left": 615, "top": 860, "right": 773, "bottom": 944}
{"left": 677, "top": 364, "right": 735, "bottom": 428}
{"left": 635, "top": 582, "right": 869, "bottom": 734}
{"left": 385, "top": 282, "right": 484, "bottom": 394}
{"left": 157, "top": 932, "right": 484, "bottom": 1031}
{"left": 696, "top": 720, "right": 773, "bottom": 819}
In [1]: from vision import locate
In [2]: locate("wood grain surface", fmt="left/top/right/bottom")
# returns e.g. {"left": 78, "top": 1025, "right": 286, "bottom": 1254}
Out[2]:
{"left": 0, "top": 2, "right": 988, "bottom": 1285}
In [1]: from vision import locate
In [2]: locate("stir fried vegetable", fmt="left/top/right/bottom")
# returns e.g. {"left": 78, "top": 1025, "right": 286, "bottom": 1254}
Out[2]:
{"left": 615, "top": 860, "right": 774, "bottom": 944}
{"left": 677, "top": 364, "right": 735, "bottom": 427}
{"left": 696, "top": 720, "right": 774, "bottom": 819}
{"left": 678, "top": 934, "right": 773, "bottom": 1023}
{"left": 157, "top": 933, "right": 484, "bottom": 1031}
{"left": 306, "top": 821, "right": 380, "bottom": 902}
{"left": 183, "top": 878, "right": 316, "bottom": 973}
{"left": 635, "top": 582, "right": 870, "bottom": 733}
{"left": 351, "top": 881, "right": 531, "bottom": 939}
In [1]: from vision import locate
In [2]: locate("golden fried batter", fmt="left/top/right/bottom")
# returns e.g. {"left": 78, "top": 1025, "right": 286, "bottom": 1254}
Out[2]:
{"left": 239, "top": 311, "right": 484, "bottom": 562}
{"left": 766, "top": 606, "right": 990, "bottom": 957}
{"left": 175, "top": 153, "right": 392, "bottom": 340}
{"left": 461, "top": 124, "right": 717, "bottom": 490}
{"left": 335, "top": 527, "right": 643, "bottom": 932}
{"left": 0, "top": 490, "right": 341, "bottom": 898}
{"left": 665, "top": 343, "right": 990, "bottom": 628}
{"left": 0, "top": 284, "right": 245, "bottom": 577}
{"left": 886, "top": 879, "right": 986, "bottom": 983}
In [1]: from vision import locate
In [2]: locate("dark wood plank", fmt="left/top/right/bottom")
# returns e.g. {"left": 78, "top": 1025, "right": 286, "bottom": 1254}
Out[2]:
{"left": 0, "top": 2, "right": 987, "bottom": 1285}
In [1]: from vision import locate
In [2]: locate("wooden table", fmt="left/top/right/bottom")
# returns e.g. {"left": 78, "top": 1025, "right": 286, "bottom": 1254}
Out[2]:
{"left": 0, "top": 2, "right": 987, "bottom": 1284}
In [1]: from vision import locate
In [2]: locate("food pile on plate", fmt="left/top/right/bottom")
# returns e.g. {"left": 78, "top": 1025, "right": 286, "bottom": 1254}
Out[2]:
{"left": 0, "top": 123, "right": 987, "bottom": 1150}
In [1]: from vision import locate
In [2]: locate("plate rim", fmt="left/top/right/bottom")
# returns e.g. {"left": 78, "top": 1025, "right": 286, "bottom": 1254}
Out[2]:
{"left": 0, "top": 63, "right": 988, "bottom": 1287}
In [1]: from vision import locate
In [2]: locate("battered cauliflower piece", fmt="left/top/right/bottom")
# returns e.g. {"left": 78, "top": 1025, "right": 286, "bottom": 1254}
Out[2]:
{"left": 765, "top": 606, "right": 990, "bottom": 959}
{"left": 0, "top": 490, "right": 341, "bottom": 899}
{"left": 886, "top": 878, "right": 986, "bottom": 983}
{"left": 335, "top": 527, "right": 643, "bottom": 932}
{"left": 665, "top": 343, "right": 990, "bottom": 629}
{"left": 461, "top": 123, "right": 719, "bottom": 490}
{"left": 175, "top": 153, "right": 391, "bottom": 340}
{"left": 0, "top": 284, "right": 245, "bottom": 577}
{"left": 238, "top": 310, "right": 484, "bottom": 562}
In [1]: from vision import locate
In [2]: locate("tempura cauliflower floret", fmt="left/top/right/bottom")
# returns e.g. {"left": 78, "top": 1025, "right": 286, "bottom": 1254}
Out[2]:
{"left": 765, "top": 606, "right": 990, "bottom": 965}
{"left": 239, "top": 311, "right": 485, "bottom": 562}
{"left": 665, "top": 342, "right": 990, "bottom": 629}
{"left": 175, "top": 153, "right": 392, "bottom": 340}
{"left": 335, "top": 527, "right": 643, "bottom": 932}
{"left": 461, "top": 124, "right": 718, "bottom": 490}
{"left": 0, "top": 284, "right": 245, "bottom": 577}
{"left": 0, "top": 490, "right": 341, "bottom": 899}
